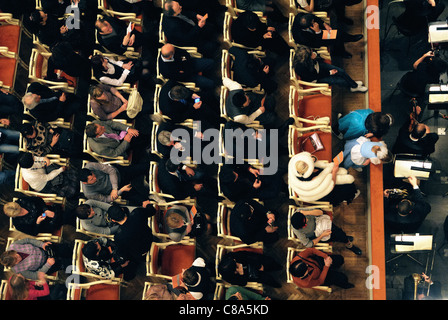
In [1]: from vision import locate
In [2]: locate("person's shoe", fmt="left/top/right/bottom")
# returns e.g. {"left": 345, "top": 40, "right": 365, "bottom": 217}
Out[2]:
{"left": 355, "top": 81, "right": 364, "bottom": 87}
{"left": 342, "top": 17, "right": 354, "bottom": 25}
{"left": 344, "top": 283, "right": 355, "bottom": 289}
{"left": 346, "top": 244, "right": 362, "bottom": 255}
{"left": 346, "top": 34, "right": 363, "bottom": 42}
{"left": 342, "top": 51, "right": 352, "bottom": 59}
{"left": 353, "top": 189, "right": 361, "bottom": 200}
{"left": 350, "top": 83, "right": 368, "bottom": 93}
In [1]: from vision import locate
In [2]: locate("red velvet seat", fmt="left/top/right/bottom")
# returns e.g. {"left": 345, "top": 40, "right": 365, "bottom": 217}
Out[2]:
{"left": 0, "top": 24, "right": 20, "bottom": 53}
{"left": 0, "top": 57, "right": 16, "bottom": 88}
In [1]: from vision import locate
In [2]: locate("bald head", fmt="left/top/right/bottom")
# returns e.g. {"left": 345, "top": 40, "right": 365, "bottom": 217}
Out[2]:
{"left": 161, "top": 43, "right": 175, "bottom": 59}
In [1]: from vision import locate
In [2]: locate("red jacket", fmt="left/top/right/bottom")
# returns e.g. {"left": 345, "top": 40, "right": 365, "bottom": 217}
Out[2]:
{"left": 291, "top": 247, "right": 329, "bottom": 288}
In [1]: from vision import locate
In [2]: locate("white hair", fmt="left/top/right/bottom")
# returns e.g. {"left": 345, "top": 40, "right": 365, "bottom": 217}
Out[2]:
{"left": 22, "top": 93, "right": 38, "bottom": 110}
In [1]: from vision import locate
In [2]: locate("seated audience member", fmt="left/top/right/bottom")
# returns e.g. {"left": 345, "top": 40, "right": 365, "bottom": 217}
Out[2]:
{"left": 178, "top": 257, "right": 212, "bottom": 300}
{"left": 89, "top": 84, "right": 129, "bottom": 120}
{"left": 95, "top": 15, "right": 143, "bottom": 55}
{"left": 399, "top": 51, "right": 448, "bottom": 98}
{"left": 7, "top": 273, "right": 51, "bottom": 300}
{"left": 81, "top": 237, "right": 133, "bottom": 280}
{"left": 80, "top": 161, "right": 150, "bottom": 207}
{"left": 289, "top": 247, "right": 354, "bottom": 289}
{"left": 288, "top": 151, "right": 359, "bottom": 206}
{"left": 84, "top": 120, "right": 137, "bottom": 159}
{"left": 336, "top": 109, "right": 393, "bottom": 140}
{"left": 228, "top": 46, "right": 278, "bottom": 94}
{"left": 229, "top": 199, "right": 279, "bottom": 245}
{"left": 156, "top": 121, "right": 207, "bottom": 159}
{"left": 392, "top": 111, "right": 439, "bottom": 157}
{"left": 236, "top": 0, "right": 287, "bottom": 23}
{"left": 230, "top": 10, "right": 290, "bottom": 57}
{"left": 162, "top": 0, "right": 218, "bottom": 57}
{"left": 223, "top": 77, "right": 279, "bottom": 128}
{"left": 0, "top": 119, "right": 20, "bottom": 155}
{"left": 159, "top": 80, "right": 218, "bottom": 124}
{"left": 0, "top": 238, "right": 72, "bottom": 280}
{"left": 293, "top": 45, "right": 367, "bottom": 92}
{"left": 383, "top": 176, "right": 431, "bottom": 234}
{"left": 47, "top": 41, "right": 92, "bottom": 80}
{"left": 19, "top": 121, "right": 80, "bottom": 157}
{"left": 40, "top": 0, "right": 71, "bottom": 18}
{"left": 106, "top": 204, "right": 155, "bottom": 278}
{"left": 218, "top": 250, "right": 282, "bottom": 288}
{"left": 90, "top": 53, "right": 145, "bottom": 87}
{"left": 158, "top": 43, "right": 215, "bottom": 90}
{"left": 22, "top": 82, "right": 81, "bottom": 123}
{"left": 342, "top": 137, "right": 392, "bottom": 170}
{"left": 219, "top": 163, "right": 284, "bottom": 202}
{"left": 3, "top": 196, "right": 63, "bottom": 236}
{"left": 291, "top": 12, "right": 363, "bottom": 58}
{"left": 290, "top": 208, "right": 362, "bottom": 255}
{"left": 164, "top": 205, "right": 211, "bottom": 241}
{"left": 75, "top": 199, "right": 120, "bottom": 235}
{"left": 18, "top": 152, "right": 79, "bottom": 199}
{"left": 294, "top": 0, "right": 362, "bottom": 26}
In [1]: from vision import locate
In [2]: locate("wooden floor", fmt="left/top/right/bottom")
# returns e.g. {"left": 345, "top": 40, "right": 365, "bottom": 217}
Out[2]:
{"left": 0, "top": 0, "right": 372, "bottom": 300}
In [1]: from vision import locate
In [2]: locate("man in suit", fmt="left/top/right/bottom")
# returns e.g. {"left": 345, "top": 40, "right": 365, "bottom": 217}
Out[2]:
{"left": 161, "top": 0, "right": 218, "bottom": 57}
{"left": 75, "top": 199, "right": 120, "bottom": 236}
{"left": 85, "top": 120, "right": 137, "bottom": 159}
{"left": 291, "top": 12, "right": 363, "bottom": 58}
{"left": 223, "top": 77, "right": 278, "bottom": 128}
{"left": 80, "top": 161, "right": 150, "bottom": 207}
{"left": 95, "top": 15, "right": 143, "bottom": 55}
{"left": 229, "top": 199, "right": 279, "bottom": 245}
{"left": 158, "top": 43, "right": 215, "bottom": 90}
{"left": 22, "top": 82, "right": 81, "bottom": 123}
{"left": 384, "top": 176, "right": 431, "bottom": 234}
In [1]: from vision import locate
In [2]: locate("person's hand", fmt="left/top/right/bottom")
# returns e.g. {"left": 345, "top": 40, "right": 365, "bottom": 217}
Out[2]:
{"left": 123, "top": 32, "right": 131, "bottom": 46}
{"left": 142, "top": 200, "right": 151, "bottom": 208}
{"left": 120, "top": 101, "right": 128, "bottom": 111}
{"left": 253, "top": 179, "right": 261, "bottom": 189}
{"left": 121, "top": 260, "right": 130, "bottom": 268}
{"left": 128, "top": 34, "right": 136, "bottom": 46}
{"left": 235, "top": 263, "right": 244, "bottom": 275}
{"left": 267, "top": 26, "right": 276, "bottom": 32}
{"left": 50, "top": 133, "right": 60, "bottom": 147}
{"left": 185, "top": 223, "right": 193, "bottom": 234}
{"left": 60, "top": 25, "right": 68, "bottom": 34}
{"left": 321, "top": 229, "right": 332, "bottom": 238}
{"left": 44, "top": 210, "right": 55, "bottom": 218}
{"left": 119, "top": 184, "right": 132, "bottom": 193}
{"left": 193, "top": 183, "right": 203, "bottom": 191}
{"left": 323, "top": 23, "right": 331, "bottom": 31}
{"left": 110, "top": 189, "right": 119, "bottom": 200}
{"left": 193, "top": 100, "right": 202, "bottom": 109}
{"left": 428, "top": 0, "right": 436, "bottom": 7}
{"left": 0, "top": 118, "right": 10, "bottom": 126}
{"left": 311, "top": 51, "right": 318, "bottom": 59}
{"left": 123, "top": 61, "right": 134, "bottom": 70}
{"left": 330, "top": 69, "right": 338, "bottom": 75}
{"left": 259, "top": 106, "right": 265, "bottom": 113}
{"left": 184, "top": 166, "right": 195, "bottom": 177}
{"left": 123, "top": 132, "right": 133, "bottom": 142}
{"left": 36, "top": 272, "right": 47, "bottom": 286}
{"left": 265, "top": 224, "right": 278, "bottom": 233}
{"left": 324, "top": 256, "right": 332, "bottom": 267}
{"left": 263, "top": 65, "right": 270, "bottom": 74}
{"left": 36, "top": 215, "right": 46, "bottom": 225}
{"left": 248, "top": 167, "right": 259, "bottom": 176}
{"left": 197, "top": 13, "right": 208, "bottom": 28}
{"left": 127, "top": 128, "right": 139, "bottom": 137}
{"left": 408, "top": 176, "right": 418, "bottom": 187}
{"left": 42, "top": 242, "right": 53, "bottom": 250}
{"left": 46, "top": 257, "right": 55, "bottom": 265}
{"left": 310, "top": 21, "right": 321, "bottom": 33}
{"left": 424, "top": 50, "right": 435, "bottom": 58}
{"left": 263, "top": 31, "right": 272, "bottom": 39}
{"left": 383, "top": 189, "right": 390, "bottom": 198}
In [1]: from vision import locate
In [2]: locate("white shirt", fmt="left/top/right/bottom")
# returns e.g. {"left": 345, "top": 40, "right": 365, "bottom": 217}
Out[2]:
{"left": 99, "top": 59, "right": 131, "bottom": 87}
{"left": 350, "top": 136, "right": 381, "bottom": 166}
{"left": 21, "top": 157, "right": 64, "bottom": 192}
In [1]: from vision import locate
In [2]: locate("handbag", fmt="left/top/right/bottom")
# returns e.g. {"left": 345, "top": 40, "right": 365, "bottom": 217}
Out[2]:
{"left": 126, "top": 88, "right": 143, "bottom": 119}
{"left": 301, "top": 132, "right": 324, "bottom": 154}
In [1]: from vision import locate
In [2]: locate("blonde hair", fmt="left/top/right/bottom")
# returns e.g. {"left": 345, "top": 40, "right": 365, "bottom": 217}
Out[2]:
{"left": 3, "top": 202, "right": 21, "bottom": 218}
{"left": 295, "top": 161, "right": 309, "bottom": 175}
{"left": 166, "top": 212, "right": 184, "bottom": 229}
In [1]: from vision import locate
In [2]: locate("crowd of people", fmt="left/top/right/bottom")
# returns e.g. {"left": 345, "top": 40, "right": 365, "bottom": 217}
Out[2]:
{"left": 0, "top": 0, "right": 441, "bottom": 301}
